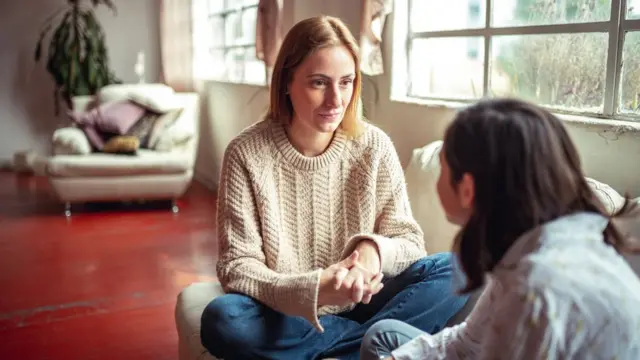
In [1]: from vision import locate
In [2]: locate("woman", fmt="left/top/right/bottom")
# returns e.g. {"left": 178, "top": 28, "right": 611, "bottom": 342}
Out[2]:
{"left": 199, "top": 15, "right": 469, "bottom": 360}
{"left": 361, "top": 98, "right": 640, "bottom": 360}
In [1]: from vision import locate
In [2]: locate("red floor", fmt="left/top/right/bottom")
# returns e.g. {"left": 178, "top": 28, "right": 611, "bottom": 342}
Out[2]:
{"left": 0, "top": 172, "right": 218, "bottom": 359}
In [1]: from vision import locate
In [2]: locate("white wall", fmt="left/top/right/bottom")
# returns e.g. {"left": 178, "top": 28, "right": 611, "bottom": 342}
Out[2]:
{"left": 0, "top": 0, "right": 161, "bottom": 162}
{"left": 195, "top": 0, "right": 640, "bottom": 197}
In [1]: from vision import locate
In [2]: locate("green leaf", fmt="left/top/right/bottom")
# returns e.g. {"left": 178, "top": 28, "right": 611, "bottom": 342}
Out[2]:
{"left": 34, "top": 22, "right": 55, "bottom": 62}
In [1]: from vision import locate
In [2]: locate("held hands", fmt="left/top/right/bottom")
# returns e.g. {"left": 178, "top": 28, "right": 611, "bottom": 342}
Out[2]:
{"left": 318, "top": 241, "right": 384, "bottom": 307}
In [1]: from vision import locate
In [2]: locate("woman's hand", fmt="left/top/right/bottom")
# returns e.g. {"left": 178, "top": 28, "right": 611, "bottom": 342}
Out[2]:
{"left": 335, "top": 261, "right": 383, "bottom": 304}
{"left": 318, "top": 250, "right": 384, "bottom": 307}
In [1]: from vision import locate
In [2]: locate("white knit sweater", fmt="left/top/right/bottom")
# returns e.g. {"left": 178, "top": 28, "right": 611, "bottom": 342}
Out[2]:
{"left": 215, "top": 119, "right": 426, "bottom": 332}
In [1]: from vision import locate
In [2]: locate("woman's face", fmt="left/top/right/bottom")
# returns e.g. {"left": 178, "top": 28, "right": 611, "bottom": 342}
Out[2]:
{"left": 437, "top": 145, "right": 474, "bottom": 226}
{"left": 287, "top": 45, "right": 356, "bottom": 134}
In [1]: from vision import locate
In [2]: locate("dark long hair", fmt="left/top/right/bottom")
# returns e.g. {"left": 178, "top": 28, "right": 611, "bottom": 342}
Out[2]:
{"left": 444, "top": 98, "right": 638, "bottom": 293}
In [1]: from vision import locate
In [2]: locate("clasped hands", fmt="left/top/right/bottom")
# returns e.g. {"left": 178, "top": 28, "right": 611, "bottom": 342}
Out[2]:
{"left": 318, "top": 240, "right": 384, "bottom": 307}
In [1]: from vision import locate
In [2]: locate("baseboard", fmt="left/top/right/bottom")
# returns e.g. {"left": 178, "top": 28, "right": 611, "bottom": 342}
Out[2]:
{"left": 194, "top": 169, "right": 218, "bottom": 192}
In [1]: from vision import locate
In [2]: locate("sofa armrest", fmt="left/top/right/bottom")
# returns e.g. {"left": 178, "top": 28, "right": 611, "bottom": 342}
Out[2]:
{"left": 52, "top": 127, "right": 92, "bottom": 155}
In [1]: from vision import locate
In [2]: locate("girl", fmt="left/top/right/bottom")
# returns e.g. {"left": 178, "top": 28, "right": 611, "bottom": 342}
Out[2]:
{"left": 199, "top": 16, "right": 469, "bottom": 360}
{"left": 361, "top": 98, "right": 640, "bottom": 360}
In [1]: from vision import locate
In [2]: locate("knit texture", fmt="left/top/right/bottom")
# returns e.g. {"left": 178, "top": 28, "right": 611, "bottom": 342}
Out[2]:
{"left": 215, "top": 119, "right": 426, "bottom": 332}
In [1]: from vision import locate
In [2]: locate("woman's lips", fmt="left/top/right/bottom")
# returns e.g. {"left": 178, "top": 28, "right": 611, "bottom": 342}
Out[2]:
{"left": 318, "top": 112, "right": 341, "bottom": 121}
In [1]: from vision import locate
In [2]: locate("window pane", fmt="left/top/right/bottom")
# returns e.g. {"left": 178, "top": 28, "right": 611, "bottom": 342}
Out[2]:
{"left": 409, "top": 37, "right": 485, "bottom": 99}
{"left": 193, "top": 49, "right": 225, "bottom": 80}
{"left": 225, "top": 48, "right": 245, "bottom": 82}
{"left": 210, "top": 16, "right": 225, "bottom": 47}
{"left": 618, "top": 31, "right": 640, "bottom": 115}
{"left": 239, "top": 0, "right": 259, "bottom": 6}
{"left": 627, "top": 0, "right": 640, "bottom": 19}
{"left": 225, "top": 11, "right": 242, "bottom": 46}
{"left": 207, "top": 0, "right": 224, "bottom": 13}
{"left": 240, "top": 6, "right": 258, "bottom": 45}
{"left": 210, "top": 49, "right": 226, "bottom": 79}
{"left": 492, "top": 0, "right": 611, "bottom": 27}
{"left": 491, "top": 33, "right": 608, "bottom": 113}
{"left": 244, "top": 49, "right": 266, "bottom": 84}
{"left": 410, "top": 0, "right": 485, "bottom": 32}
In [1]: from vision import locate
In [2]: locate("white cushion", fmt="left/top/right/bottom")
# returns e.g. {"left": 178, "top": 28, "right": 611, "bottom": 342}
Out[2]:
{"left": 175, "top": 282, "right": 225, "bottom": 360}
{"left": 405, "top": 140, "right": 460, "bottom": 254}
{"left": 128, "top": 90, "right": 182, "bottom": 113}
{"left": 586, "top": 177, "right": 626, "bottom": 215}
{"left": 98, "top": 83, "right": 175, "bottom": 105}
{"left": 47, "top": 150, "right": 191, "bottom": 177}
{"left": 52, "top": 127, "right": 92, "bottom": 155}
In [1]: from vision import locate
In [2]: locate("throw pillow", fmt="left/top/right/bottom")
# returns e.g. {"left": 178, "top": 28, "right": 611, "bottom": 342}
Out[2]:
{"left": 68, "top": 100, "right": 146, "bottom": 150}
{"left": 586, "top": 177, "right": 626, "bottom": 215}
{"left": 147, "top": 109, "right": 183, "bottom": 149}
{"left": 102, "top": 136, "right": 140, "bottom": 155}
{"left": 125, "top": 111, "right": 161, "bottom": 149}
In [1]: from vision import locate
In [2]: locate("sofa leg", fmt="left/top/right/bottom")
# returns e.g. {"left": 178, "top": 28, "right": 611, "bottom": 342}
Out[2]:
{"left": 171, "top": 200, "right": 179, "bottom": 214}
{"left": 64, "top": 202, "right": 71, "bottom": 217}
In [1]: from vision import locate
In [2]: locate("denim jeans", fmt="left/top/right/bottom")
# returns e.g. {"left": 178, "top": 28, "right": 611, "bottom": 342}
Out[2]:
{"left": 200, "top": 252, "right": 469, "bottom": 360}
{"left": 360, "top": 319, "right": 426, "bottom": 360}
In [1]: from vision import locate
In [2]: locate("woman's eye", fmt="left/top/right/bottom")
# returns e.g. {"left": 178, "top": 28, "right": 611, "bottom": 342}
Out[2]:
{"left": 312, "top": 79, "right": 327, "bottom": 87}
{"left": 340, "top": 78, "right": 354, "bottom": 86}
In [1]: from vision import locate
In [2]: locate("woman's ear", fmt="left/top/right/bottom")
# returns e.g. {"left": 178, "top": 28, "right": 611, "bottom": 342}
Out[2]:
{"left": 458, "top": 173, "right": 475, "bottom": 211}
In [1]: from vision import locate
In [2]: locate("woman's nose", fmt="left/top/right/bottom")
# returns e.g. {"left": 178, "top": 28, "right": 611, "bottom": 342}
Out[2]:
{"left": 325, "top": 85, "right": 341, "bottom": 107}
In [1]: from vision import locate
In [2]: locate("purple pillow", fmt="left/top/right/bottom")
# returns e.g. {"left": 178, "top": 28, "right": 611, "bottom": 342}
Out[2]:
{"left": 68, "top": 100, "right": 146, "bottom": 150}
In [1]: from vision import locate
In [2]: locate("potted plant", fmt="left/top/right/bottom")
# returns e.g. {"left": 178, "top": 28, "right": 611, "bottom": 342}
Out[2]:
{"left": 34, "top": 0, "right": 121, "bottom": 115}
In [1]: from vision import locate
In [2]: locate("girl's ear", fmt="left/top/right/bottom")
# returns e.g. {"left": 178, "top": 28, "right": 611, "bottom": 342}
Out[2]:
{"left": 458, "top": 173, "right": 475, "bottom": 211}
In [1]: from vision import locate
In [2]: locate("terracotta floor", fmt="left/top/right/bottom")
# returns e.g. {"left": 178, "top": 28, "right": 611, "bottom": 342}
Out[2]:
{"left": 0, "top": 171, "right": 218, "bottom": 359}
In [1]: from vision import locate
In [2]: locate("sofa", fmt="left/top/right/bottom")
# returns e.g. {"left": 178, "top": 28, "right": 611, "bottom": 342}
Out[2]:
{"left": 174, "top": 139, "right": 640, "bottom": 360}
{"left": 46, "top": 84, "right": 199, "bottom": 216}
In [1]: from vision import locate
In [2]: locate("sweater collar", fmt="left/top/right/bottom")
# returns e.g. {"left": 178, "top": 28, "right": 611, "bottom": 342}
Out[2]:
{"left": 270, "top": 121, "right": 348, "bottom": 171}
{"left": 495, "top": 212, "right": 609, "bottom": 270}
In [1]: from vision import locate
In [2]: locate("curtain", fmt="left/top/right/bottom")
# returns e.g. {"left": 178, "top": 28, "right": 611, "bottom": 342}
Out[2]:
{"left": 160, "top": 0, "right": 194, "bottom": 91}
{"left": 256, "top": 0, "right": 283, "bottom": 85}
{"left": 360, "top": 0, "right": 393, "bottom": 76}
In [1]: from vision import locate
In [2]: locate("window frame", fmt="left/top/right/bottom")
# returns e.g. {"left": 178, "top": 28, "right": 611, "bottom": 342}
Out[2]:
{"left": 400, "top": 0, "right": 640, "bottom": 121}
{"left": 201, "top": 0, "right": 266, "bottom": 85}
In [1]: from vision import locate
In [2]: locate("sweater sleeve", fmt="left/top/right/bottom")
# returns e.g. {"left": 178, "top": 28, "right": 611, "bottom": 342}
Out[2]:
{"left": 215, "top": 146, "right": 325, "bottom": 332}
{"left": 341, "top": 138, "right": 426, "bottom": 276}
{"left": 391, "top": 281, "right": 499, "bottom": 360}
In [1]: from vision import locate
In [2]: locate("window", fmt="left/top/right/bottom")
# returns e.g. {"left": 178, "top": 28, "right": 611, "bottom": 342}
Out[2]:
{"left": 192, "top": 0, "right": 266, "bottom": 85}
{"left": 396, "top": 0, "right": 640, "bottom": 120}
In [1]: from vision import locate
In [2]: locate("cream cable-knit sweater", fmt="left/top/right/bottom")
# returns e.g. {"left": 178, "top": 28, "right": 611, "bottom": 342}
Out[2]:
{"left": 215, "top": 119, "right": 426, "bottom": 332}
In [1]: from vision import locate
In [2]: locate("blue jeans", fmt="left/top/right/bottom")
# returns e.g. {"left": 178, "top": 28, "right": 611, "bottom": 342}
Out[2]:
{"left": 360, "top": 319, "right": 427, "bottom": 360}
{"left": 200, "top": 253, "right": 469, "bottom": 360}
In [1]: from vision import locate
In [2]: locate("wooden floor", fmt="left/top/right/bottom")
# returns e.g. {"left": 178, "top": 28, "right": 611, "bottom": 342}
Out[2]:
{"left": 0, "top": 171, "right": 218, "bottom": 359}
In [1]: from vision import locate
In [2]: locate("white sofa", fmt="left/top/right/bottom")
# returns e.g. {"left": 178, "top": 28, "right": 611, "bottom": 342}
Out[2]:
{"left": 46, "top": 84, "right": 200, "bottom": 216}
{"left": 174, "top": 139, "right": 639, "bottom": 360}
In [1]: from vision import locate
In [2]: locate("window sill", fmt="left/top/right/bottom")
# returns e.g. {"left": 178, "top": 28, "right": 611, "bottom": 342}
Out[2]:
{"left": 196, "top": 77, "right": 267, "bottom": 88}
{"left": 390, "top": 96, "right": 640, "bottom": 135}
{"left": 200, "top": 78, "right": 267, "bottom": 88}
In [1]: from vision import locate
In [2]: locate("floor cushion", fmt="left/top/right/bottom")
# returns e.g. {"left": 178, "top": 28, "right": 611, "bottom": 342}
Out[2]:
{"left": 175, "top": 282, "right": 224, "bottom": 360}
{"left": 47, "top": 150, "right": 191, "bottom": 178}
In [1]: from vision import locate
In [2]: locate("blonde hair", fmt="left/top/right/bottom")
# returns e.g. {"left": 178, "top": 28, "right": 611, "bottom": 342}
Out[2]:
{"left": 267, "top": 16, "right": 364, "bottom": 138}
